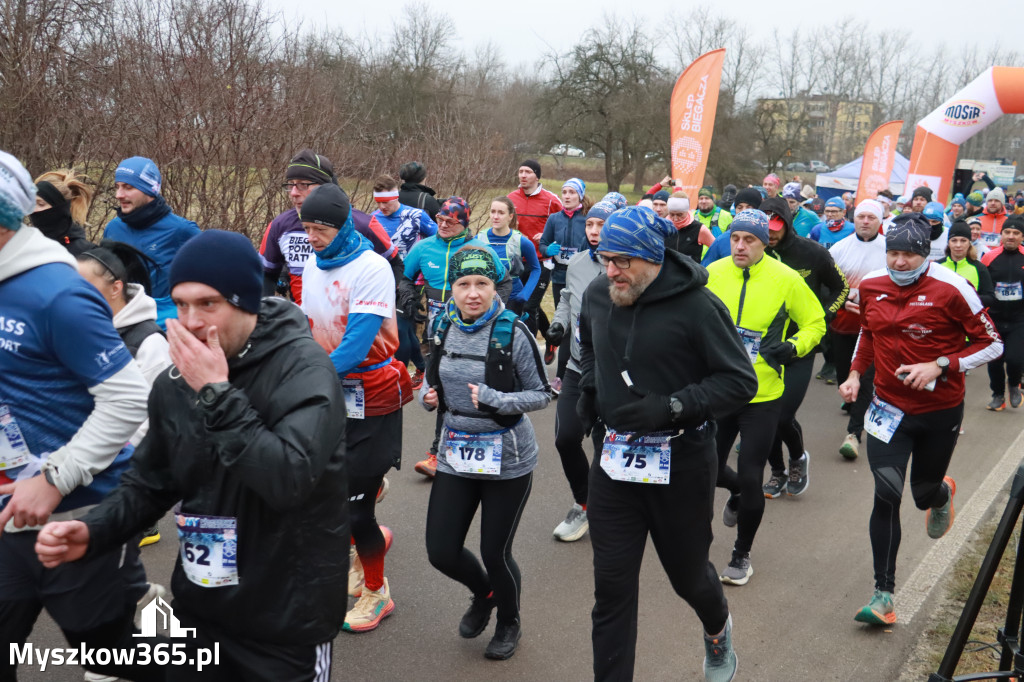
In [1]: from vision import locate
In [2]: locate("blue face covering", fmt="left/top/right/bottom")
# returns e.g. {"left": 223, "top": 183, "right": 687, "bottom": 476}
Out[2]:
{"left": 887, "top": 259, "right": 930, "bottom": 286}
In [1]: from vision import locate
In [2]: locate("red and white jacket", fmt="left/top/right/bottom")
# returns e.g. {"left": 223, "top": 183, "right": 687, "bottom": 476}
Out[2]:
{"left": 852, "top": 263, "right": 1003, "bottom": 415}
{"left": 507, "top": 185, "right": 562, "bottom": 252}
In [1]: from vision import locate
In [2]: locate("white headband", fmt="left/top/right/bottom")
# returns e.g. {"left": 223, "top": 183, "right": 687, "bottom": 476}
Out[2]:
{"left": 666, "top": 196, "right": 690, "bottom": 213}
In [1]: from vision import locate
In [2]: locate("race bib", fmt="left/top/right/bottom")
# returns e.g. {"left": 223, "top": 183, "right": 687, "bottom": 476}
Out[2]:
{"left": 574, "top": 313, "right": 581, "bottom": 344}
{"left": 175, "top": 512, "right": 239, "bottom": 587}
{"left": 600, "top": 430, "right": 672, "bottom": 484}
{"left": 342, "top": 378, "right": 365, "bottom": 420}
{"left": 865, "top": 396, "right": 904, "bottom": 444}
{"left": 735, "top": 326, "right": 762, "bottom": 364}
{"left": 995, "top": 281, "right": 1023, "bottom": 302}
{"left": 555, "top": 247, "right": 578, "bottom": 265}
{"left": 444, "top": 430, "right": 503, "bottom": 476}
{"left": 982, "top": 232, "right": 1001, "bottom": 246}
{"left": 0, "top": 404, "right": 31, "bottom": 471}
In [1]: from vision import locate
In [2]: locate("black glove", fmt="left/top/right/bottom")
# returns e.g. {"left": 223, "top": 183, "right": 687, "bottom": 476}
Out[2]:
{"left": 576, "top": 389, "right": 599, "bottom": 438}
{"left": 609, "top": 393, "right": 673, "bottom": 439}
{"left": 507, "top": 298, "right": 525, "bottom": 315}
{"left": 760, "top": 341, "right": 797, "bottom": 375}
{"left": 544, "top": 322, "right": 566, "bottom": 346}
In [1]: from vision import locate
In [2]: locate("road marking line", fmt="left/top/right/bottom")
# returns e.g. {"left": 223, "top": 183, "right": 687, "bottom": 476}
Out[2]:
{"left": 900, "top": 427, "right": 1024, "bottom": 624}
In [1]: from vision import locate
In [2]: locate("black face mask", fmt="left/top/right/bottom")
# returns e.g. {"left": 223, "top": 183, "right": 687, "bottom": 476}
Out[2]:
{"left": 28, "top": 204, "right": 72, "bottom": 239}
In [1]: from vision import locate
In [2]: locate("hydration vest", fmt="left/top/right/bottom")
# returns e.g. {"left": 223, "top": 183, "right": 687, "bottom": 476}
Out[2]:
{"left": 479, "top": 229, "right": 525, "bottom": 278}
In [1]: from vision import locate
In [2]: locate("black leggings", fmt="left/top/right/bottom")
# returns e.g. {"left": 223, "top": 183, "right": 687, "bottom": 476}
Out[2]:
{"left": 524, "top": 266, "right": 551, "bottom": 336}
{"left": 767, "top": 354, "right": 815, "bottom": 474}
{"left": 832, "top": 330, "right": 875, "bottom": 438}
{"left": 989, "top": 318, "right": 1024, "bottom": 396}
{"left": 349, "top": 474, "right": 386, "bottom": 568}
{"left": 866, "top": 402, "right": 963, "bottom": 593}
{"left": 551, "top": 281, "right": 570, "bottom": 378}
{"left": 716, "top": 399, "right": 782, "bottom": 554}
{"left": 554, "top": 368, "right": 600, "bottom": 505}
{"left": 426, "top": 471, "right": 533, "bottom": 625}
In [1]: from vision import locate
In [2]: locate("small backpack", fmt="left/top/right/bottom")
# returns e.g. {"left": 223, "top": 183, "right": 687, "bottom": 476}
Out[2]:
{"left": 479, "top": 229, "right": 525, "bottom": 278}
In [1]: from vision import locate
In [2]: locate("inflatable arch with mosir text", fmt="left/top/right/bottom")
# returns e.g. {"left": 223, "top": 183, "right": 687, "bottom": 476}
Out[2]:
{"left": 906, "top": 66, "right": 1024, "bottom": 201}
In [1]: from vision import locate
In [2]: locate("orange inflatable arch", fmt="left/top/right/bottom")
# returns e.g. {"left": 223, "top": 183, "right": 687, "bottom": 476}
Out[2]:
{"left": 906, "top": 66, "right": 1024, "bottom": 201}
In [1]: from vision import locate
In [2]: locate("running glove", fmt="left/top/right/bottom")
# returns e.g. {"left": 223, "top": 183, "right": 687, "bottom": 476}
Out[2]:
{"left": 544, "top": 322, "right": 566, "bottom": 346}
{"left": 545, "top": 243, "right": 561, "bottom": 257}
{"left": 610, "top": 393, "right": 673, "bottom": 437}
{"left": 577, "top": 389, "right": 599, "bottom": 437}
{"left": 760, "top": 341, "right": 797, "bottom": 375}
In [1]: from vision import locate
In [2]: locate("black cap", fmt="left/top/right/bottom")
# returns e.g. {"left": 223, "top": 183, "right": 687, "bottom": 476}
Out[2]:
{"left": 298, "top": 183, "right": 351, "bottom": 229}
{"left": 519, "top": 159, "right": 542, "bottom": 179}
{"left": 948, "top": 219, "right": 972, "bottom": 242}
{"left": 734, "top": 187, "right": 763, "bottom": 209}
{"left": 886, "top": 212, "right": 931, "bottom": 257}
{"left": 911, "top": 186, "right": 933, "bottom": 202}
{"left": 286, "top": 149, "right": 335, "bottom": 184}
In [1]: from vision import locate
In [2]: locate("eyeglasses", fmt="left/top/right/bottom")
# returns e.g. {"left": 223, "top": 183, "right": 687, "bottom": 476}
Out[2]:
{"left": 281, "top": 182, "right": 317, "bottom": 191}
{"left": 597, "top": 254, "right": 632, "bottom": 269}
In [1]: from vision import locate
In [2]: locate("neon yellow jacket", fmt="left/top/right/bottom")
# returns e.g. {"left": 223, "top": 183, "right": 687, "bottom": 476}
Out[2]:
{"left": 706, "top": 254, "right": 826, "bottom": 402}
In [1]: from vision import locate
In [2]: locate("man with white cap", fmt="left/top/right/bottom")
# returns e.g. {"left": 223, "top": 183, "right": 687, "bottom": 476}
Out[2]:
{"left": 977, "top": 187, "right": 1009, "bottom": 249}
{"left": 828, "top": 199, "right": 889, "bottom": 460}
{"left": 664, "top": 193, "right": 713, "bottom": 262}
{"left": 0, "top": 150, "right": 156, "bottom": 681}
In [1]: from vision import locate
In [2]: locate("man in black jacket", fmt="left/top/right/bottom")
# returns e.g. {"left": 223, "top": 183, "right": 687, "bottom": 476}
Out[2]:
{"left": 578, "top": 206, "right": 757, "bottom": 682}
{"left": 762, "top": 197, "right": 849, "bottom": 497}
{"left": 36, "top": 230, "right": 349, "bottom": 681}
{"left": 397, "top": 161, "right": 441, "bottom": 221}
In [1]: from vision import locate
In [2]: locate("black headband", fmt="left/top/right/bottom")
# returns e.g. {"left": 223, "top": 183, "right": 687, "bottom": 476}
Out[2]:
{"left": 81, "top": 248, "right": 127, "bottom": 283}
{"left": 35, "top": 181, "right": 68, "bottom": 208}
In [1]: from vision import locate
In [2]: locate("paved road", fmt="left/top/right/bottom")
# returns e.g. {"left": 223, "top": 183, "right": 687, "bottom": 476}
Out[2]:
{"left": 16, "top": 358, "right": 1023, "bottom": 681}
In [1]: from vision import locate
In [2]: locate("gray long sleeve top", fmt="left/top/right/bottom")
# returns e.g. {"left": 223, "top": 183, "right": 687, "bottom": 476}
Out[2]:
{"left": 552, "top": 248, "right": 605, "bottom": 374}
{"left": 419, "top": 308, "right": 550, "bottom": 480}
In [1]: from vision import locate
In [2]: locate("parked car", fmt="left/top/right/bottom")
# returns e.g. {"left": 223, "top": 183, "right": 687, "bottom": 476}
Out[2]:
{"left": 785, "top": 161, "right": 809, "bottom": 172}
{"left": 549, "top": 144, "right": 586, "bottom": 158}
{"left": 808, "top": 160, "right": 829, "bottom": 173}
{"left": 1015, "top": 174, "right": 1024, "bottom": 183}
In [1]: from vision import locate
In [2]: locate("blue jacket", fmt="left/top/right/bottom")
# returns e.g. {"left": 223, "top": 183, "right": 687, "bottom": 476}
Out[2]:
{"left": 104, "top": 207, "right": 200, "bottom": 326}
{"left": 403, "top": 233, "right": 507, "bottom": 296}
{"left": 701, "top": 229, "right": 733, "bottom": 267}
{"left": 478, "top": 229, "right": 540, "bottom": 302}
{"left": 539, "top": 208, "right": 588, "bottom": 284}
{"left": 792, "top": 207, "right": 819, "bottom": 238}
{"left": 808, "top": 220, "right": 855, "bottom": 249}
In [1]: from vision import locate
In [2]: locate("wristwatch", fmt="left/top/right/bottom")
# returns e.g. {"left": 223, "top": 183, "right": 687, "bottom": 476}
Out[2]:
{"left": 668, "top": 396, "right": 684, "bottom": 422}
{"left": 936, "top": 356, "right": 950, "bottom": 379}
{"left": 197, "top": 381, "right": 232, "bottom": 407}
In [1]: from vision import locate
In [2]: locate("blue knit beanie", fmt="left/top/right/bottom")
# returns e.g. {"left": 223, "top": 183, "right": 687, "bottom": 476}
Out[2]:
{"left": 730, "top": 209, "right": 770, "bottom": 245}
{"left": 601, "top": 192, "right": 627, "bottom": 210}
{"left": 563, "top": 178, "right": 585, "bottom": 200}
{"left": 587, "top": 201, "right": 617, "bottom": 223}
{"left": 169, "top": 230, "right": 262, "bottom": 314}
{"left": 599, "top": 206, "right": 666, "bottom": 264}
{"left": 115, "top": 156, "right": 162, "bottom": 197}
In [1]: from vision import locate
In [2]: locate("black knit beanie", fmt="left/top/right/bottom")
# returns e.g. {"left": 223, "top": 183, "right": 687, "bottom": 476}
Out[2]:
{"left": 169, "top": 230, "right": 263, "bottom": 314}
{"left": 285, "top": 149, "right": 335, "bottom": 185}
{"left": 519, "top": 159, "right": 542, "bottom": 179}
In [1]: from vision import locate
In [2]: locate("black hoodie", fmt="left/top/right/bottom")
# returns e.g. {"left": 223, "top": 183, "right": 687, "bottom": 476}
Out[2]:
{"left": 579, "top": 250, "right": 757, "bottom": 463}
{"left": 399, "top": 181, "right": 442, "bottom": 220}
{"left": 84, "top": 297, "right": 349, "bottom": 645}
{"left": 763, "top": 196, "right": 849, "bottom": 321}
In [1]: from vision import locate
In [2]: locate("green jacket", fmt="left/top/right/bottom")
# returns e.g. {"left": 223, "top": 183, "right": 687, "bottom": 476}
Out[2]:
{"left": 706, "top": 255, "right": 826, "bottom": 402}
{"left": 693, "top": 206, "right": 733, "bottom": 239}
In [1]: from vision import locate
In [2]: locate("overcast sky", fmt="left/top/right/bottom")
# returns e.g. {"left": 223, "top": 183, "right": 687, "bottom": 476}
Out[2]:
{"left": 266, "top": 0, "right": 1021, "bottom": 73}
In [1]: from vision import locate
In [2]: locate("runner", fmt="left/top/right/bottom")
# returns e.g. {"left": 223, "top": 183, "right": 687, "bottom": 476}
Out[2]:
{"left": 967, "top": 215, "right": 991, "bottom": 258}
{"left": 29, "top": 169, "right": 94, "bottom": 255}
{"left": 761, "top": 198, "right": 848, "bottom": 498}
{"left": 547, "top": 201, "right": 611, "bottom": 541}
{"left": 259, "top": 149, "right": 397, "bottom": 304}
{"left": 103, "top": 156, "right": 200, "bottom": 328}
{"left": 539, "top": 178, "right": 591, "bottom": 393}
{"left": 507, "top": 160, "right": 562, "bottom": 339}
{"left": 580, "top": 205, "right": 757, "bottom": 681}
{"left": 838, "top": 214, "right": 1002, "bottom": 626}
{"left": 477, "top": 197, "right": 540, "bottom": 316}
{"left": 369, "top": 174, "right": 438, "bottom": 389}
{"left": 808, "top": 197, "right": 855, "bottom": 249}
{"left": 76, "top": 241, "right": 171, "bottom": 548}
{"left": 923, "top": 202, "right": 949, "bottom": 261}
{"left": 937, "top": 220, "right": 995, "bottom": 300}
{"left": 980, "top": 215, "right": 1024, "bottom": 411}
{"left": 0, "top": 151, "right": 156, "bottom": 682}
{"left": 782, "top": 182, "right": 819, "bottom": 238}
{"left": 420, "top": 246, "right": 549, "bottom": 660}
{"left": 401, "top": 197, "right": 509, "bottom": 478}
{"left": 693, "top": 187, "right": 733, "bottom": 239}
{"left": 706, "top": 209, "right": 826, "bottom": 585}
{"left": 299, "top": 183, "right": 412, "bottom": 633}
{"left": 38, "top": 228, "right": 350, "bottom": 679}
{"left": 829, "top": 201, "right": 890, "bottom": 460}
{"left": 976, "top": 187, "right": 1009, "bottom": 248}
{"left": 397, "top": 160, "right": 442, "bottom": 220}
{"left": 701, "top": 188, "right": 763, "bottom": 267}
{"left": 650, "top": 190, "right": 670, "bottom": 218}
{"left": 763, "top": 174, "right": 781, "bottom": 198}
{"left": 664, "top": 193, "right": 713, "bottom": 262}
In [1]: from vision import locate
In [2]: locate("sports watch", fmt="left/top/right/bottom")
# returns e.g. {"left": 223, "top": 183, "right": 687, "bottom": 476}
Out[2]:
{"left": 198, "top": 381, "right": 232, "bottom": 407}
{"left": 936, "top": 356, "right": 950, "bottom": 379}
{"left": 668, "top": 396, "right": 684, "bottom": 422}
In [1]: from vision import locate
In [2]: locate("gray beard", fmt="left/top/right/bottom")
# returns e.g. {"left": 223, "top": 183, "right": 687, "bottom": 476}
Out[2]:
{"left": 608, "top": 270, "right": 656, "bottom": 307}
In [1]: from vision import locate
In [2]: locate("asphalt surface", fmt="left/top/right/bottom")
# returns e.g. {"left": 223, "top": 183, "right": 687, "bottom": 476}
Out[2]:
{"left": 16, "top": 357, "right": 1024, "bottom": 681}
